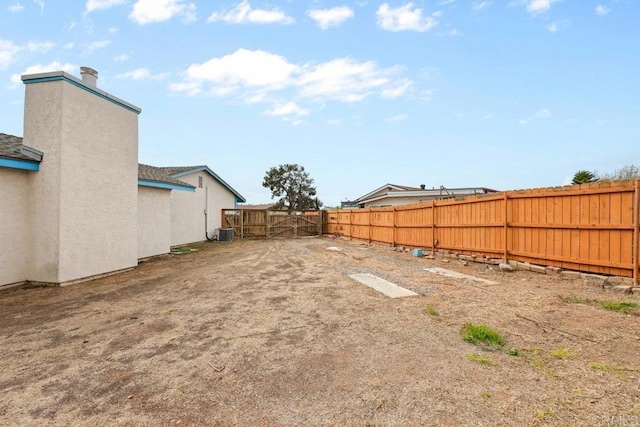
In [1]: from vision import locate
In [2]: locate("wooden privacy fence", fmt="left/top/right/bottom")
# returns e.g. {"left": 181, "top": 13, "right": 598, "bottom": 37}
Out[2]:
{"left": 326, "top": 180, "right": 640, "bottom": 282}
{"left": 222, "top": 209, "right": 324, "bottom": 239}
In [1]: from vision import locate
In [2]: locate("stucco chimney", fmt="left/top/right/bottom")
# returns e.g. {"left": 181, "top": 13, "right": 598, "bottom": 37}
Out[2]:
{"left": 80, "top": 66, "right": 98, "bottom": 87}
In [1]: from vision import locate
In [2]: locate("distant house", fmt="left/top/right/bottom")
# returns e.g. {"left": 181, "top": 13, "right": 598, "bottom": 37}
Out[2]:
{"left": 0, "top": 67, "right": 245, "bottom": 287}
{"left": 237, "top": 203, "right": 276, "bottom": 210}
{"left": 344, "top": 183, "right": 498, "bottom": 208}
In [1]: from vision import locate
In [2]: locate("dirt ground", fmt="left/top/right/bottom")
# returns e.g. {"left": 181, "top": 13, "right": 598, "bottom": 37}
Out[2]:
{"left": 1, "top": 237, "right": 639, "bottom": 426}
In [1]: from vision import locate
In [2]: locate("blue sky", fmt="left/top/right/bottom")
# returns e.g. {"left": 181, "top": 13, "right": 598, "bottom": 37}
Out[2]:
{"left": 1, "top": 0, "right": 638, "bottom": 206}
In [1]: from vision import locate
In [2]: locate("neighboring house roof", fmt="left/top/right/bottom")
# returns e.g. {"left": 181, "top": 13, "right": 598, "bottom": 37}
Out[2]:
{"left": 356, "top": 183, "right": 422, "bottom": 203}
{"left": 138, "top": 164, "right": 196, "bottom": 192}
{"left": 237, "top": 203, "right": 275, "bottom": 210}
{"left": 157, "top": 165, "right": 247, "bottom": 203}
{"left": 355, "top": 183, "right": 498, "bottom": 206}
{"left": 0, "top": 133, "right": 43, "bottom": 171}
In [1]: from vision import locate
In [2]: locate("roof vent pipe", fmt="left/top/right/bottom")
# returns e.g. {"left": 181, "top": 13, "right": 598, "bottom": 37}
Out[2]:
{"left": 80, "top": 66, "right": 98, "bottom": 87}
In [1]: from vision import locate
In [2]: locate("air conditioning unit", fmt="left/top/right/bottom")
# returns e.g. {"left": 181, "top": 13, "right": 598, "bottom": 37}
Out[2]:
{"left": 218, "top": 228, "right": 234, "bottom": 242}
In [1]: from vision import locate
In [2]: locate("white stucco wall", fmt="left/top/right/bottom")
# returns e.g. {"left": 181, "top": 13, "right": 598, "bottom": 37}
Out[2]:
{"left": 0, "top": 169, "right": 30, "bottom": 285}
{"left": 23, "top": 74, "right": 140, "bottom": 283}
{"left": 170, "top": 172, "right": 236, "bottom": 246}
{"left": 138, "top": 186, "right": 171, "bottom": 259}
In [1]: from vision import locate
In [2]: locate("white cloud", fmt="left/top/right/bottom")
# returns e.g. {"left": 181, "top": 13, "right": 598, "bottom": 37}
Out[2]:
{"left": 376, "top": 3, "right": 438, "bottom": 32}
{"left": 108, "top": 27, "right": 119, "bottom": 34}
{"left": 170, "top": 49, "right": 299, "bottom": 96}
{"left": 297, "top": 58, "right": 400, "bottom": 103}
{"left": 595, "top": 5, "right": 611, "bottom": 15}
{"left": 85, "top": 0, "right": 126, "bottom": 13}
{"left": 265, "top": 102, "right": 310, "bottom": 118}
{"left": 381, "top": 79, "right": 412, "bottom": 98}
{"left": 10, "top": 61, "right": 76, "bottom": 87}
{"left": 535, "top": 108, "right": 551, "bottom": 119}
{"left": 114, "top": 53, "right": 129, "bottom": 62}
{"left": 546, "top": 19, "right": 569, "bottom": 33}
{"left": 130, "top": 0, "right": 196, "bottom": 25}
{"left": 86, "top": 40, "right": 111, "bottom": 52}
{"left": 0, "top": 40, "right": 20, "bottom": 70}
{"left": 385, "top": 114, "right": 408, "bottom": 124}
{"left": 307, "top": 6, "right": 354, "bottom": 29}
{"left": 519, "top": 107, "right": 551, "bottom": 124}
{"left": 26, "top": 41, "right": 55, "bottom": 52}
{"left": 116, "top": 68, "right": 170, "bottom": 80}
{"left": 524, "top": 0, "right": 560, "bottom": 16}
{"left": 326, "top": 119, "right": 341, "bottom": 125}
{"left": 33, "top": 0, "right": 44, "bottom": 14}
{"left": 63, "top": 42, "right": 75, "bottom": 49}
{"left": 207, "top": 1, "right": 294, "bottom": 25}
{"left": 472, "top": 1, "right": 491, "bottom": 11}
{"left": 483, "top": 113, "right": 494, "bottom": 119}
{"left": 8, "top": 3, "right": 25, "bottom": 13}
{"left": 170, "top": 49, "right": 413, "bottom": 120}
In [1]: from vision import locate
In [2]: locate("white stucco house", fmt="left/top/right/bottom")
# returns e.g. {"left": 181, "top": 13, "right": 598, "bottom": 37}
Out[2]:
{"left": 0, "top": 67, "right": 245, "bottom": 288}
{"left": 343, "top": 183, "right": 498, "bottom": 208}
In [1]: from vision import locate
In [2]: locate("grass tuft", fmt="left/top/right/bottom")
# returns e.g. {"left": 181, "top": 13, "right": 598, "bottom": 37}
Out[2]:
{"left": 505, "top": 348, "right": 520, "bottom": 357}
{"left": 560, "top": 295, "right": 587, "bottom": 304}
{"left": 466, "top": 353, "right": 494, "bottom": 366}
{"left": 600, "top": 301, "right": 639, "bottom": 314}
{"left": 549, "top": 347, "right": 577, "bottom": 360}
{"left": 425, "top": 306, "right": 440, "bottom": 317}
{"left": 461, "top": 323, "right": 504, "bottom": 349}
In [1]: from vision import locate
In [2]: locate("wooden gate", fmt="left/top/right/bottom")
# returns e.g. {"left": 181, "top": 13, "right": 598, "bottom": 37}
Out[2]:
{"left": 221, "top": 209, "right": 324, "bottom": 239}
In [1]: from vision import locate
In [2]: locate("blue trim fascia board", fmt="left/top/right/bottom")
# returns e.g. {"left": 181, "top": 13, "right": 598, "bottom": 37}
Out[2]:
{"left": 0, "top": 157, "right": 39, "bottom": 171}
{"left": 22, "top": 74, "right": 142, "bottom": 115}
{"left": 171, "top": 166, "right": 247, "bottom": 202}
{"left": 138, "top": 180, "right": 195, "bottom": 192}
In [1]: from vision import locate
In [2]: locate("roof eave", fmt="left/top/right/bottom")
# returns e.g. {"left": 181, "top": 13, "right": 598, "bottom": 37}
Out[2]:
{"left": 0, "top": 157, "right": 40, "bottom": 171}
{"left": 170, "top": 166, "right": 246, "bottom": 203}
{"left": 138, "top": 179, "right": 195, "bottom": 192}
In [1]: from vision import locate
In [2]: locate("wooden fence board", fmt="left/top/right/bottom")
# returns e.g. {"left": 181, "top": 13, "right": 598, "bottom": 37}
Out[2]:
{"left": 325, "top": 180, "right": 640, "bottom": 280}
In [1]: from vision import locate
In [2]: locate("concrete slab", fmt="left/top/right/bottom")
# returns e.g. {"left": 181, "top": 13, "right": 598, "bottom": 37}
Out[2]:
{"left": 423, "top": 267, "right": 497, "bottom": 285}
{"left": 326, "top": 246, "right": 342, "bottom": 252}
{"left": 349, "top": 273, "right": 418, "bottom": 298}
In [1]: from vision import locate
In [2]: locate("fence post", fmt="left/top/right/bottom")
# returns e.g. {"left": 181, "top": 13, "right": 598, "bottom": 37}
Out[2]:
{"left": 265, "top": 210, "right": 269, "bottom": 239}
{"left": 240, "top": 209, "right": 244, "bottom": 239}
{"left": 503, "top": 192, "right": 509, "bottom": 263}
{"left": 368, "top": 209, "right": 371, "bottom": 243}
{"left": 634, "top": 180, "right": 639, "bottom": 285}
{"left": 393, "top": 207, "right": 397, "bottom": 247}
{"left": 431, "top": 201, "right": 436, "bottom": 251}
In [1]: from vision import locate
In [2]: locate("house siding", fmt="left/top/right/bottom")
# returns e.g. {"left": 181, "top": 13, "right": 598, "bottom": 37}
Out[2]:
{"left": 138, "top": 186, "right": 171, "bottom": 259}
{"left": 170, "top": 173, "right": 236, "bottom": 246}
{"left": 0, "top": 168, "right": 30, "bottom": 285}
{"left": 24, "top": 76, "right": 139, "bottom": 284}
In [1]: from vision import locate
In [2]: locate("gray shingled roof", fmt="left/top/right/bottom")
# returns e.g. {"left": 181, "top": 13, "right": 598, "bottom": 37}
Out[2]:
{"left": 0, "top": 133, "right": 42, "bottom": 162}
{"left": 138, "top": 164, "right": 195, "bottom": 188}
{"left": 154, "top": 165, "right": 208, "bottom": 176}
